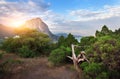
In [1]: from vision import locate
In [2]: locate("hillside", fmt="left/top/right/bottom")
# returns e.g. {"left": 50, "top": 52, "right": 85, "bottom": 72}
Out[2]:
{"left": 0, "top": 24, "right": 15, "bottom": 38}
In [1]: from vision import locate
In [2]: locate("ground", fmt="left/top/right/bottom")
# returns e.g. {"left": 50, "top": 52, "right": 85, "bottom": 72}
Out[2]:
{"left": 0, "top": 53, "right": 82, "bottom": 79}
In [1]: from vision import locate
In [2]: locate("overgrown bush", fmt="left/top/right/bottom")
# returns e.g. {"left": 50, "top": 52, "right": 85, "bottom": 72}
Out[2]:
{"left": 48, "top": 46, "right": 71, "bottom": 65}
{"left": 18, "top": 46, "right": 35, "bottom": 58}
{"left": 80, "top": 62, "right": 109, "bottom": 79}
{"left": 81, "top": 26, "right": 120, "bottom": 79}
{"left": 1, "top": 29, "right": 50, "bottom": 58}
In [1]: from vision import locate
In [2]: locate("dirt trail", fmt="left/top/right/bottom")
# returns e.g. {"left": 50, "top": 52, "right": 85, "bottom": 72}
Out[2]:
{"left": 1, "top": 54, "right": 82, "bottom": 79}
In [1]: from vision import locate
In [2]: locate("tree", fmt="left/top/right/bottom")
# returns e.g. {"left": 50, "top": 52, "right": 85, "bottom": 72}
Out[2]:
{"left": 80, "top": 26, "right": 120, "bottom": 79}
{"left": 1, "top": 29, "right": 51, "bottom": 57}
{"left": 95, "top": 25, "right": 112, "bottom": 37}
{"left": 57, "top": 36, "right": 65, "bottom": 46}
{"left": 65, "top": 33, "right": 78, "bottom": 47}
{"left": 57, "top": 33, "right": 78, "bottom": 47}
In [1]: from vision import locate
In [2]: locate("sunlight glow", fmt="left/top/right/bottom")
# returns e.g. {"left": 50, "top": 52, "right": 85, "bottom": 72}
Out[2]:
{"left": 11, "top": 21, "right": 24, "bottom": 28}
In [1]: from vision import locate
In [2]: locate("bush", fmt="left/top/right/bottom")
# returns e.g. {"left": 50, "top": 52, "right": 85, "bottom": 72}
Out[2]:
{"left": 81, "top": 62, "right": 109, "bottom": 79}
{"left": 96, "top": 72, "right": 109, "bottom": 79}
{"left": 49, "top": 48, "right": 65, "bottom": 65}
{"left": 18, "top": 46, "right": 35, "bottom": 58}
{"left": 80, "top": 62, "right": 89, "bottom": 69}
{"left": 1, "top": 29, "right": 51, "bottom": 57}
{"left": 48, "top": 46, "right": 71, "bottom": 65}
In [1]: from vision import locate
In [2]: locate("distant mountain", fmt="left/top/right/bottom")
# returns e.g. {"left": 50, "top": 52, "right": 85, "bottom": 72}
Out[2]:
{"left": 74, "top": 35, "right": 82, "bottom": 42}
{"left": 0, "top": 24, "right": 15, "bottom": 39}
{"left": 23, "top": 18, "right": 58, "bottom": 41}
{"left": 55, "top": 33, "right": 68, "bottom": 37}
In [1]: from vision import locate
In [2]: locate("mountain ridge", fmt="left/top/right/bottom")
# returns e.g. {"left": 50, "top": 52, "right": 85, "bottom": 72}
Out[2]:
{"left": 0, "top": 24, "right": 15, "bottom": 38}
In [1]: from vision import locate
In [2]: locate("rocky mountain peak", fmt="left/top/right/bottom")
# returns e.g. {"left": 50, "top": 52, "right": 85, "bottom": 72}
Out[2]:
{"left": 24, "top": 18, "right": 58, "bottom": 41}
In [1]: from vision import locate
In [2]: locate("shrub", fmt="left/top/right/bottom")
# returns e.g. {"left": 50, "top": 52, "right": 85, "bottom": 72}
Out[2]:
{"left": 48, "top": 46, "right": 71, "bottom": 65}
{"left": 1, "top": 29, "right": 51, "bottom": 57}
{"left": 80, "top": 62, "right": 89, "bottom": 69}
{"left": 81, "top": 62, "right": 109, "bottom": 79}
{"left": 48, "top": 48, "right": 65, "bottom": 65}
{"left": 18, "top": 46, "right": 35, "bottom": 58}
{"left": 96, "top": 72, "right": 109, "bottom": 79}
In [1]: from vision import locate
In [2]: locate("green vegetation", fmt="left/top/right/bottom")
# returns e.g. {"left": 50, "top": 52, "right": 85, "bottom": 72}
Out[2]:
{"left": 1, "top": 28, "right": 50, "bottom": 57}
{"left": 48, "top": 46, "right": 71, "bottom": 65}
{"left": 49, "top": 25, "right": 120, "bottom": 79}
{"left": 18, "top": 46, "right": 35, "bottom": 58}
{"left": 0, "top": 25, "right": 120, "bottom": 79}
{"left": 57, "top": 33, "right": 78, "bottom": 47}
{"left": 79, "top": 25, "right": 120, "bottom": 79}
{"left": 49, "top": 33, "right": 77, "bottom": 65}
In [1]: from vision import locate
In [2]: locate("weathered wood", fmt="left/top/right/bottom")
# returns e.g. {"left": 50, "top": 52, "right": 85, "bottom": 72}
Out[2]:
{"left": 67, "top": 56, "right": 73, "bottom": 60}
{"left": 71, "top": 44, "right": 77, "bottom": 59}
{"left": 67, "top": 44, "right": 90, "bottom": 71}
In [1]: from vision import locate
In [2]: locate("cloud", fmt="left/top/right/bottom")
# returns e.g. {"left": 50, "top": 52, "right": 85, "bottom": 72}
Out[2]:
{"left": 0, "top": 0, "right": 120, "bottom": 36}
{"left": 50, "top": 5, "right": 120, "bottom": 36}
{"left": 69, "top": 5, "right": 120, "bottom": 21}
{"left": 0, "top": 0, "right": 50, "bottom": 26}
{"left": 51, "top": 16, "right": 120, "bottom": 36}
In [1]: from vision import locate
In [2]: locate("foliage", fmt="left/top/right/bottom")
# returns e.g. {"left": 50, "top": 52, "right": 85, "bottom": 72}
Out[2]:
{"left": 79, "top": 36, "right": 97, "bottom": 50}
{"left": 80, "top": 25, "right": 120, "bottom": 79}
{"left": 95, "top": 25, "right": 112, "bottom": 37}
{"left": 1, "top": 28, "right": 50, "bottom": 57}
{"left": 80, "top": 62, "right": 109, "bottom": 79}
{"left": 49, "top": 33, "right": 78, "bottom": 65}
{"left": 57, "top": 33, "right": 78, "bottom": 47}
{"left": 18, "top": 46, "right": 35, "bottom": 58}
{"left": 57, "top": 36, "right": 66, "bottom": 46}
{"left": 65, "top": 33, "right": 78, "bottom": 46}
{"left": 48, "top": 46, "right": 71, "bottom": 65}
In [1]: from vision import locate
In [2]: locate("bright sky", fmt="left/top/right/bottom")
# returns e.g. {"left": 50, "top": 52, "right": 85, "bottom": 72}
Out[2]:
{"left": 0, "top": 0, "right": 120, "bottom": 36}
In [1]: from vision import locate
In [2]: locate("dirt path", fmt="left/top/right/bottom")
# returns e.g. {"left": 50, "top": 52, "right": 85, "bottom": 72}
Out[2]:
{"left": 1, "top": 54, "right": 82, "bottom": 79}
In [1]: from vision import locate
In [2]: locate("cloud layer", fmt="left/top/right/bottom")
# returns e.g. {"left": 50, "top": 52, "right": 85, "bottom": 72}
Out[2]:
{"left": 0, "top": 0, "right": 120, "bottom": 36}
{"left": 0, "top": 0, "right": 50, "bottom": 25}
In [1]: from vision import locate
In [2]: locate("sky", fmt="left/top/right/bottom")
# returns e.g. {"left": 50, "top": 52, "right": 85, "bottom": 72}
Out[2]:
{"left": 0, "top": 0, "right": 120, "bottom": 36}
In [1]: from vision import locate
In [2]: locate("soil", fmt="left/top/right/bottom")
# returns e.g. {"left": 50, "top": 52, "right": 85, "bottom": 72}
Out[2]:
{"left": 1, "top": 53, "right": 83, "bottom": 79}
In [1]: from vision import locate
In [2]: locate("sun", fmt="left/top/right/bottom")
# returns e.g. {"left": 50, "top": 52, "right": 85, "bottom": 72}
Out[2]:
{"left": 11, "top": 21, "right": 24, "bottom": 28}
